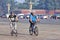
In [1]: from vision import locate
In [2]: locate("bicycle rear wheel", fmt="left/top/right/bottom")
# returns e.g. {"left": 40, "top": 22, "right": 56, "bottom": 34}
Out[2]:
{"left": 29, "top": 27, "right": 33, "bottom": 35}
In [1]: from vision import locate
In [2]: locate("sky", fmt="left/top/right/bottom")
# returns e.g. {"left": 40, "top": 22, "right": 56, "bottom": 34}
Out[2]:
{"left": 15, "top": 0, "right": 25, "bottom": 3}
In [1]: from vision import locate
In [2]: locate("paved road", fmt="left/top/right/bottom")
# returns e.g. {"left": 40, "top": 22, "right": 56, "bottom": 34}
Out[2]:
{"left": 0, "top": 21, "right": 60, "bottom": 40}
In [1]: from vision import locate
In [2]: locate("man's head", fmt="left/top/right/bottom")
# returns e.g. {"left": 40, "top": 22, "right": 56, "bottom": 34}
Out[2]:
{"left": 10, "top": 12, "right": 15, "bottom": 16}
{"left": 31, "top": 12, "right": 34, "bottom": 16}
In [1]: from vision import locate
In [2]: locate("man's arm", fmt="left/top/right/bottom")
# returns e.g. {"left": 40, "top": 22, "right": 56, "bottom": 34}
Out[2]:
{"left": 29, "top": 15, "right": 32, "bottom": 23}
{"left": 8, "top": 15, "right": 11, "bottom": 22}
{"left": 16, "top": 16, "right": 18, "bottom": 22}
{"left": 36, "top": 16, "right": 40, "bottom": 22}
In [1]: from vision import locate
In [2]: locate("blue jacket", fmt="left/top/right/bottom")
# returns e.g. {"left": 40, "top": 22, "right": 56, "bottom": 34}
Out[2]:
{"left": 29, "top": 14, "right": 37, "bottom": 22}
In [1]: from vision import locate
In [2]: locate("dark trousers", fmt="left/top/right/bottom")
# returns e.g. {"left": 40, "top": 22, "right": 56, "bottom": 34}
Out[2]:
{"left": 30, "top": 22, "right": 36, "bottom": 32}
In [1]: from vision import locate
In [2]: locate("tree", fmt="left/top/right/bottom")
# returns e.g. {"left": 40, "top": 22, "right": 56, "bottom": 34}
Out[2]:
{"left": 0, "top": 0, "right": 17, "bottom": 14}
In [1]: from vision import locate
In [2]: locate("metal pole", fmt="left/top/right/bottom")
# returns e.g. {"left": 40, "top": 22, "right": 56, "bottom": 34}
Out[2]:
{"left": 29, "top": 0, "right": 32, "bottom": 12}
{"left": 7, "top": 3, "right": 10, "bottom": 14}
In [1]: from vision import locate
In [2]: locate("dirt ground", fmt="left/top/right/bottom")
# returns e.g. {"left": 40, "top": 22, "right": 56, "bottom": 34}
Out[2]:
{"left": 0, "top": 22, "right": 60, "bottom": 40}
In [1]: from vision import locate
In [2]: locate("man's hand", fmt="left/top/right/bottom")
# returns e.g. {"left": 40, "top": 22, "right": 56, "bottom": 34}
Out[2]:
{"left": 16, "top": 17, "right": 18, "bottom": 22}
{"left": 8, "top": 18, "right": 11, "bottom": 22}
{"left": 37, "top": 18, "right": 40, "bottom": 22}
{"left": 29, "top": 19, "right": 32, "bottom": 23}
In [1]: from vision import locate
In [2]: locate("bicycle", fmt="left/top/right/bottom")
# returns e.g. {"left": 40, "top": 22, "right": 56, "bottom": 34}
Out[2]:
{"left": 29, "top": 22, "right": 38, "bottom": 36}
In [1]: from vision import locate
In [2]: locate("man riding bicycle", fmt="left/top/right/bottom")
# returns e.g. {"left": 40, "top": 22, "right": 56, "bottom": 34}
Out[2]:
{"left": 8, "top": 12, "right": 18, "bottom": 35}
{"left": 29, "top": 12, "right": 39, "bottom": 32}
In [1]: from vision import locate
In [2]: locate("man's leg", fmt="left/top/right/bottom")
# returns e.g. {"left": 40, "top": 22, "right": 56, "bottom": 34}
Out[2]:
{"left": 10, "top": 22, "right": 14, "bottom": 30}
{"left": 10, "top": 22, "right": 12, "bottom": 28}
{"left": 14, "top": 22, "right": 17, "bottom": 33}
{"left": 30, "top": 23, "right": 34, "bottom": 32}
{"left": 15, "top": 22, "right": 17, "bottom": 30}
{"left": 10, "top": 22, "right": 14, "bottom": 35}
{"left": 32, "top": 23, "right": 34, "bottom": 32}
{"left": 30, "top": 23, "right": 32, "bottom": 30}
{"left": 10, "top": 22, "right": 16, "bottom": 31}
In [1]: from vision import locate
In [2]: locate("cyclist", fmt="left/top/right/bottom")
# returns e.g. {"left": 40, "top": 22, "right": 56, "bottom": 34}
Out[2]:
{"left": 29, "top": 12, "right": 39, "bottom": 32}
{"left": 8, "top": 12, "right": 18, "bottom": 33}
